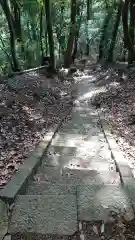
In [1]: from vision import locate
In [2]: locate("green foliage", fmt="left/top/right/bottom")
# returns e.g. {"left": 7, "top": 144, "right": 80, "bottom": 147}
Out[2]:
{"left": 0, "top": 0, "right": 129, "bottom": 74}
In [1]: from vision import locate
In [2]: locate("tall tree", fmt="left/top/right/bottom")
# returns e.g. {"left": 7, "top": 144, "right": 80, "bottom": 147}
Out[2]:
{"left": 54, "top": 2, "right": 66, "bottom": 56}
{"left": 86, "top": 0, "right": 92, "bottom": 55}
{"left": 98, "top": 7, "right": 113, "bottom": 61}
{"left": 72, "top": 0, "right": 83, "bottom": 61}
{"left": 122, "top": 0, "right": 135, "bottom": 65}
{"left": 11, "top": 0, "right": 22, "bottom": 42}
{"left": 44, "top": 0, "right": 55, "bottom": 70}
{"left": 107, "top": 2, "right": 122, "bottom": 62}
{"left": 128, "top": 0, "right": 135, "bottom": 64}
{"left": 64, "top": 0, "right": 77, "bottom": 68}
{"left": 40, "top": 6, "right": 44, "bottom": 59}
{"left": 0, "top": 0, "right": 19, "bottom": 71}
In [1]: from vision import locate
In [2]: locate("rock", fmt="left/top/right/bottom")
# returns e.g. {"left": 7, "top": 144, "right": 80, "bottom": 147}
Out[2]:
{"left": 123, "top": 208, "right": 134, "bottom": 222}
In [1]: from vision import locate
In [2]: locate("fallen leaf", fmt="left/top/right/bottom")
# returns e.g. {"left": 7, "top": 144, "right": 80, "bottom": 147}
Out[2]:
{"left": 80, "top": 233, "right": 85, "bottom": 240}
{"left": 45, "top": 174, "right": 49, "bottom": 181}
{"left": 100, "top": 222, "right": 105, "bottom": 234}
{"left": 79, "top": 221, "right": 82, "bottom": 231}
{"left": 123, "top": 209, "right": 135, "bottom": 222}
{"left": 93, "top": 225, "right": 99, "bottom": 235}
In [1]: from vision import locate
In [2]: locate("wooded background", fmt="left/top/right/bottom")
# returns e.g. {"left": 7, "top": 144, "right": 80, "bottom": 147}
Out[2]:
{"left": 0, "top": 0, "right": 134, "bottom": 75}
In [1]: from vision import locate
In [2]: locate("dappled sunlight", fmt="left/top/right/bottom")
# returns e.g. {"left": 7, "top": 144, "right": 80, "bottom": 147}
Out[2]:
{"left": 79, "top": 75, "right": 96, "bottom": 81}
{"left": 0, "top": 67, "right": 73, "bottom": 187}
{"left": 109, "top": 82, "right": 120, "bottom": 87}
{"left": 78, "top": 88, "right": 106, "bottom": 101}
{"left": 27, "top": 71, "right": 40, "bottom": 77}
{"left": 73, "top": 106, "right": 98, "bottom": 116}
{"left": 49, "top": 126, "right": 113, "bottom": 171}
{"left": 42, "top": 65, "right": 121, "bottom": 174}
{"left": 86, "top": 64, "right": 135, "bottom": 178}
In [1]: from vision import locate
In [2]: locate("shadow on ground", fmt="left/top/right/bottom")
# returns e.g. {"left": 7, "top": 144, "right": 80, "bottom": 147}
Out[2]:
{"left": 78, "top": 63, "right": 135, "bottom": 172}
{"left": 0, "top": 70, "right": 73, "bottom": 187}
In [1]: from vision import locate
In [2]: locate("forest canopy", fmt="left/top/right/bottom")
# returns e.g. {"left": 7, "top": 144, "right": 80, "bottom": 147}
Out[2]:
{"left": 0, "top": 0, "right": 134, "bottom": 75}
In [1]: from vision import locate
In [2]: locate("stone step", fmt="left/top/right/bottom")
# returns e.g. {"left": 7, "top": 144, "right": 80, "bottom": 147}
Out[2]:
{"left": 43, "top": 144, "right": 112, "bottom": 168}
{"left": 71, "top": 106, "right": 98, "bottom": 115}
{"left": 77, "top": 184, "right": 134, "bottom": 221}
{"left": 41, "top": 158, "right": 116, "bottom": 172}
{"left": 72, "top": 106, "right": 98, "bottom": 115}
{"left": 9, "top": 194, "right": 77, "bottom": 235}
{"left": 26, "top": 171, "right": 120, "bottom": 195}
{"left": 26, "top": 183, "right": 76, "bottom": 195}
{"left": 46, "top": 145, "right": 111, "bottom": 158}
{"left": 61, "top": 114, "right": 99, "bottom": 125}
{"left": 42, "top": 154, "right": 113, "bottom": 169}
{"left": 51, "top": 132, "right": 107, "bottom": 147}
{"left": 28, "top": 166, "right": 120, "bottom": 188}
{"left": 59, "top": 123, "right": 101, "bottom": 135}
{"left": 10, "top": 185, "right": 133, "bottom": 235}
{"left": 46, "top": 145, "right": 77, "bottom": 157}
{"left": 12, "top": 233, "right": 70, "bottom": 240}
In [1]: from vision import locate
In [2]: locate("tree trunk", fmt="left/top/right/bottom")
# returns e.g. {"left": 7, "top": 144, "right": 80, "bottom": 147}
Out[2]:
{"left": 11, "top": 0, "right": 22, "bottom": 41}
{"left": 0, "top": 0, "right": 19, "bottom": 71}
{"left": 86, "top": 0, "right": 92, "bottom": 55}
{"left": 98, "top": 8, "right": 113, "bottom": 61}
{"left": 45, "top": 30, "right": 48, "bottom": 56}
{"left": 10, "top": 0, "right": 25, "bottom": 54}
{"left": 72, "top": 16, "right": 82, "bottom": 61}
{"left": 64, "top": 0, "right": 77, "bottom": 68}
{"left": 44, "top": 0, "right": 55, "bottom": 70}
{"left": 128, "top": 0, "right": 135, "bottom": 64}
{"left": 59, "top": 2, "right": 66, "bottom": 55}
{"left": 107, "top": 3, "right": 122, "bottom": 62}
{"left": 122, "top": 0, "right": 135, "bottom": 64}
{"left": 27, "top": 21, "right": 32, "bottom": 41}
{"left": 55, "top": 27, "right": 65, "bottom": 55}
{"left": 40, "top": 6, "right": 44, "bottom": 58}
{"left": 31, "top": 22, "right": 37, "bottom": 41}
{"left": 72, "top": 1, "right": 83, "bottom": 61}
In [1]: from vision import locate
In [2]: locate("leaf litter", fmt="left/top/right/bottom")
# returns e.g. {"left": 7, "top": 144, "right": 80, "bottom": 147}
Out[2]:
{"left": 0, "top": 70, "right": 73, "bottom": 188}
{"left": 90, "top": 63, "right": 135, "bottom": 177}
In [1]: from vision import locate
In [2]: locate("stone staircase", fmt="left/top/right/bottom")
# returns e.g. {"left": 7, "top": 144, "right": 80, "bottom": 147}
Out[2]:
{"left": 9, "top": 76, "right": 133, "bottom": 238}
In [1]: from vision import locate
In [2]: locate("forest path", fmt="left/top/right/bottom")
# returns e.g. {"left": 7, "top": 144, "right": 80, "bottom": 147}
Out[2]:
{"left": 9, "top": 62, "right": 135, "bottom": 239}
